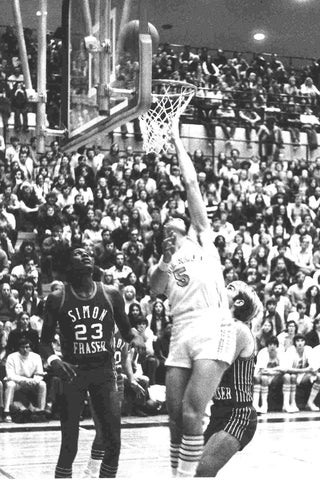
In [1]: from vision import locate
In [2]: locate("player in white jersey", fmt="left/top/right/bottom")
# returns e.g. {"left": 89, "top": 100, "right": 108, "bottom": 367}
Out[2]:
{"left": 150, "top": 119, "right": 235, "bottom": 477}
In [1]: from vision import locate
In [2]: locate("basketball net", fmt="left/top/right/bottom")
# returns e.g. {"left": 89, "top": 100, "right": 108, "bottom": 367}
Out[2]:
{"left": 139, "top": 80, "right": 197, "bottom": 154}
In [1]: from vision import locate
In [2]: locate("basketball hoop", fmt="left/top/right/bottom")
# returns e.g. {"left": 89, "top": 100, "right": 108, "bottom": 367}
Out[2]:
{"left": 139, "top": 79, "right": 197, "bottom": 154}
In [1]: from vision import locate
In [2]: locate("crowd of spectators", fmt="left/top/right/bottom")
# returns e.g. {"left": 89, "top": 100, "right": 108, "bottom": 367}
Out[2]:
{"left": 0, "top": 25, "right": 62, "bottom": 139}
{"left": 151, "top": 44, "right": 320, "bottom": 151}
{"left": 1, "top": 28, "right": 320, "bottom": 422}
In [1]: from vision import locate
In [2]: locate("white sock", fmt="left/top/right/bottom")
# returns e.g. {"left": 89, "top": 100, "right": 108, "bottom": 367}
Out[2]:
{"left": 83, "top": 458, "right": 100, "bottom": 477}
{"left": 177, "top": 434, "right": 204, "bottom": 477}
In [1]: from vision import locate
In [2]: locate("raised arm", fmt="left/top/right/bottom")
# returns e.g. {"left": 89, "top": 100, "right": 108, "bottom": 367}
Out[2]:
{"left": 171, "top": 119, "right": 210, "bottom": 234}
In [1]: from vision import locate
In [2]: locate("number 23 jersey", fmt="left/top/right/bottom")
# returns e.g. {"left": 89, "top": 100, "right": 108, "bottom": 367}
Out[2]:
{"left": 57, "top": 282, "right": 115, "bottom": 365}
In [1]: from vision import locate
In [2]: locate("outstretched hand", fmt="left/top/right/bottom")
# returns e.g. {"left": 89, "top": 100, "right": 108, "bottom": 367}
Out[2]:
{"left": 130, "top": 379, "right": 146, "bottom": 398}
{"left": 170, "top": 117, "right": 180, "bottom": 143}
{"left": 130, "top": 333, "right": 146, "bottom": 355}
{"left": 162, "top": 230, "right": 176, "bottom": 263}
{"left": 51, "top": 358, "right": 78, "bottom": 382}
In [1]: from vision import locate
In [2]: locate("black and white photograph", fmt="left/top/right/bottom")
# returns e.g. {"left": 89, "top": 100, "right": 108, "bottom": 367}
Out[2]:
{"left": 1, "top": 1, "right": 320, "bottom": 478}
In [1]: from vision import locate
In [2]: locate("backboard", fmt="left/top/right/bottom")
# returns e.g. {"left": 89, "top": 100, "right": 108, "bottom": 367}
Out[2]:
{"left": 61, "top": 0, "right": 153, "bottom": 149}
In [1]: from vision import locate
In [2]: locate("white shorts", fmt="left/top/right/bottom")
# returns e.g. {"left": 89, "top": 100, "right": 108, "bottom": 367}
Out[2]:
{"left": 165, "top": 307, "right": 236, "bottom": 369}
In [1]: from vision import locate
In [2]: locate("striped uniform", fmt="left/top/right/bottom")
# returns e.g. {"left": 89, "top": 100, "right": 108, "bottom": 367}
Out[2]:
{"left": 165, "top": 235, "right": 235, "bottom": 368}
{"left": 204, "top": 354, "right": 257, "bottom": 449}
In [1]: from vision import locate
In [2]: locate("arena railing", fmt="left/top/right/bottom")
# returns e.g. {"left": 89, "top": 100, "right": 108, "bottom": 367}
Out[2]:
{"left": 159, "top": 43, "right": 317, "bottom": 73}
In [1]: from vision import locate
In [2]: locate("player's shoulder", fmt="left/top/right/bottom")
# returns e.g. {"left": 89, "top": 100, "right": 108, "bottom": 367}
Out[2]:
{"left": 45, "top": 286, "right": 65, "bottom": 310}
{"left": 100, "top": 283, "right": 123, "bottom": 303}
{"left": 236, "top": 321, "right": 255, "bottom": 356}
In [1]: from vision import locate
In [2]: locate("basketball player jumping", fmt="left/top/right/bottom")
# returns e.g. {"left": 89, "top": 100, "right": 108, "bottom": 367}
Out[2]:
{"left": 150, "top": 119, "right": 236, "bottom": 477}
{"left": 196, "top": 280, "right": 262, "bottom": 477}
{"left": 40, "top": 247, "right": 145, "bottom": 478}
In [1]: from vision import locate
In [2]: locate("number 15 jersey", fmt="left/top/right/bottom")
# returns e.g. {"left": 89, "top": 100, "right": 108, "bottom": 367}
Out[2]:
{"left": 165, "top": 235, "right": 228, "bottom": 320}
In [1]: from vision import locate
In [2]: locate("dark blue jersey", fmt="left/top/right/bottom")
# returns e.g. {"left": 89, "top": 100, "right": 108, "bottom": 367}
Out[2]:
{"left": 57, "top": 282, "right": 115, "bottom": 365}
{"left": 114, "top": 330, "right": 126, "bottom": 376}
{"left": 213, "top": 354, "right": 255, "bottom": 409}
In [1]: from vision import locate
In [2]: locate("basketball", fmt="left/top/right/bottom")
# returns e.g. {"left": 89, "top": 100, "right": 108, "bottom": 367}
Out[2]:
{"left": 119, "top": 19, "right": 159, "bottom": 57}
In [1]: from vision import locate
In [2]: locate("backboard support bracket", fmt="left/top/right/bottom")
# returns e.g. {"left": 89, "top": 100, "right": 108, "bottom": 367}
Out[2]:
{"left": 63, "top": 32, "right": 152, "bottom": 151}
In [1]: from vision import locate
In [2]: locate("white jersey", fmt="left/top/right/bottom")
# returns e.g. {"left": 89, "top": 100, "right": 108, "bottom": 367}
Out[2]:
{"left": 165, "top": 234, "right": 229, "bottom": 320}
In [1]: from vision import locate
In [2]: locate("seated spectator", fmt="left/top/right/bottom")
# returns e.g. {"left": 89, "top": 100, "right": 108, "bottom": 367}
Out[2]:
{"left": 36, "top": 202, "right": 63, "bottom": 244}
{"left": 305, "top": 316, "right": 320, "bottom": 348}
{"left": 127, "top": 302, "right": 144, "bottom": 328}
{"left": 308, "top": 185, "right": 320, "bottom": 213}
{"left": 5, "top": 136, "right": 20, "bottom": 166}
{"left": 0, "top": 245, "right": 10, "bottom": 283}
{"left": 40, "top": 225, "right": 70, "bottom": 282}
{"left": 135, "top": 316, "right": 159, "bottom": 386}
{"left": 6, "top": 311, "right": 39, "bottom": 355}
{"left": 107, "top": 251, "right": 132, "bottom": 290}
{"left": 147, "top": 299, "right": 170, "bottom": 340}
{"left": 82, "top": 217, "right": 102, "bottom": 246}
{"left": 278, "top": 320, "right": 298, "bottom": 352}
{"left": 300, "top": 76, "right": 320, "bottom": 103}
{"left": 0, "top": 282, "right": 18, "bottom": 326}
{"left": 0, "top": 226, "right": 15, "bottom": 260}
{"left": 257, "top": 117, "right": 283, "bottom": 164}
{"left": 0, "top": 81, "right": 11, "bottom": 143}
{"left": 7, "top": 66, "right": 24, "bottom": 91}
{"left": 215, "top": 97, "right": 236, "bottom": 145}
{"left": 11, "top": 80, "right": 29, "bottom": 133}
{"left": 122, "top": 285, "right": 137, "bottom": 314}
{"left": 0, "top": 181, "right": 20, "bottom": 222}
{"left": 231, "top": 246, "right": 247, "bottom": 279}
{"left": 287, "top": 195, "right": 314, "bottom": 231}
{"left": 122, "top": 229, "right": 144, "bottom": 257}
{"left": 283, "top": 75, "right": 300, "bottom": 102}
{"left": 124, "top": 242, "right": 145, "bottom": 278}
{"left": 270, "top": 281, "right": 292, "bottom": 326}
{"left": 153, "top": 321, "right": 172, "bottom": 385}
{"left": 292, "top": 235, "right": 315, "bottom": 276}
{"left": 10, "top": 257, "right": 40, "bottom": 294}
{"left": 7, "top": 302, "right": 24, "bottom": 332}
{"left": 255, "top": 318, "right": 275, "bottom": 353}
{"left": 56, "top": 184, "right": 74, "bottom": 211}
{"left": 263, "top": 298, "right": 285, "bottom": 336}
{"left": 305, "top": 285, "right": 320, "bottom": 320}
{"left": 253, "top": 336, "right": 284, "bottom": 414}
{"left": 11, "top": 240, "right": 39, "bottom": 269}
{"left": 70, "top": 176, "right": 94, "bottom": 206}
{"left": 242, "top": 263, "right": 264, "bottom": 297}
{"left": 100, "top": 205, "right": 121, "bottom": 232}
{"left": 239, "top": 100, "right": 261, "bottom": 148}
{"left": 0, "top": 320, "right": 7, "bottom": 360}
{"left": 94, "top": 235, "right": 116, "bottom": 270}
{"left": 3, "top": 337, "right": 46, "bottom": 423}
{"left": 286, "top": 300, "right": 313, "bottom": 335}
{"left": 281, "top": 334, "right": 320, "bottom": 412}
{"left": 74, "top": 155, "right": 95, "bottom": 190}
{"left": 111, "top": 213, "right": 131, "bottom": 250}
{"left": 134, "top": 189, "right": 152, "bottom": 233}
{"left": 126, "top": 345, "right": 150, "bottom": 416}
{"left": 124, "top": 271, "right": 145, "bottom": 301}
{"left": 287, "top": 270, "right": 312, "bottom": 307}
{"left": 17, "top": 181, "right": 43, "bottom": 232}
{"left": 19, "top": 280, "right": 44, "bottom": 336}
{"left": 229, "top": 232, "right": 252, "bottom": 263}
